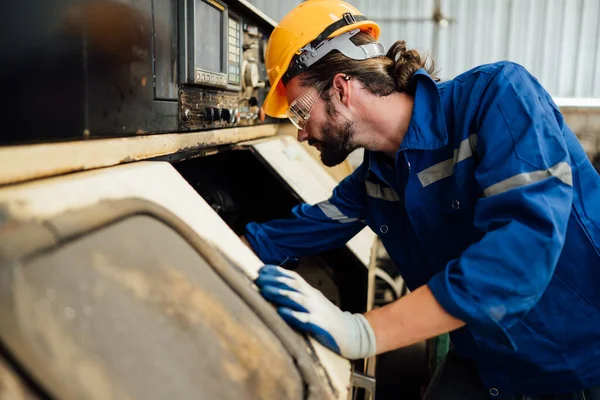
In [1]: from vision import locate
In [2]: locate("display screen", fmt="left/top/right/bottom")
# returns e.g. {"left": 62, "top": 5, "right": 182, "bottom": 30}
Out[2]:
{"left": 194, "top": 0, "right": 223, "bottom": 73}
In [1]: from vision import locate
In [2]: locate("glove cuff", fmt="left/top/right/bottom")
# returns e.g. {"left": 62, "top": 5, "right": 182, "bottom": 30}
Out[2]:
{"left": 351, "top": 313, "right": 377, "bottom": 359}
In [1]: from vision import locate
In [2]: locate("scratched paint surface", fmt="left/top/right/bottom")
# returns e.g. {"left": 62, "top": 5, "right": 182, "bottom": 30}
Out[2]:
{"left": 7, "top": 215, "right": 303, "bottom": 400}
{"left": 0, "top": 160, "right": 351, "bottom": 398}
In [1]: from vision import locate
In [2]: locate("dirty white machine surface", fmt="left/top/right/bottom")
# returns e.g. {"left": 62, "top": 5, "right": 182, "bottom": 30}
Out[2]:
{"left": 0, "top": 160, "right": 353, "bottom": 399}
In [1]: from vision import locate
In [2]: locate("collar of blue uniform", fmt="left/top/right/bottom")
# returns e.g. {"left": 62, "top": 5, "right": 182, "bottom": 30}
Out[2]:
{"left": 364, "top": 150, "right": 399, "bottom": 190}
{"left": 363, "top": 69, "right": 448, "bottom": 183}
{"left": 399, "top": 68, "right": 448, "bottom": 152}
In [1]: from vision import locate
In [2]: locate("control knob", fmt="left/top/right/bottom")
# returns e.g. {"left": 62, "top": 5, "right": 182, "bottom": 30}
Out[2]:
{"left": 221, "top": 108, "right": 235, "bottom": 123}
{"left": 203, "top": 107, "right": 214, "bottom": 121}
{"left": 242, "top": 60, "right": 261, "bottom": 89}
{"left": 203, "top": 107, "right": 222, "bottom": 122}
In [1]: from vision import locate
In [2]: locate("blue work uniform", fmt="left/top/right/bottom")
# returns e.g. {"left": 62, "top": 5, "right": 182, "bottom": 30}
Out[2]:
{"left": 245, "top": 61, "right": 600, "bottom": 399}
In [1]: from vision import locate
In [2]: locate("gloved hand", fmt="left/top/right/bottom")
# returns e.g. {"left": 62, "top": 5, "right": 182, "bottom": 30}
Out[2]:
{"left": 255, "top": 265, "right": 377, "bottom": 360}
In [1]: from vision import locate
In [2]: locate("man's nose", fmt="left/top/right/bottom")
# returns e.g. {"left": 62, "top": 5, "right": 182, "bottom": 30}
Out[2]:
{"left": 297, "top": 129, "right": 308, "bottom": 142}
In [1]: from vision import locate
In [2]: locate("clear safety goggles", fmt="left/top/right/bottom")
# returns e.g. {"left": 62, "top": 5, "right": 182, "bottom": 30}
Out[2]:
{"left": 286, "top": 84, "right": 325, "bottom": 131}
{"left": 283, "top": 27, "right": 385, "bottom": 130}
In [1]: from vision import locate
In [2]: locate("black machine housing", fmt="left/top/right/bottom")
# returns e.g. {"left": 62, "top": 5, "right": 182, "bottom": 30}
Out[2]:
{"left": 1, "top": 0, "right": 274, "bottom": 145}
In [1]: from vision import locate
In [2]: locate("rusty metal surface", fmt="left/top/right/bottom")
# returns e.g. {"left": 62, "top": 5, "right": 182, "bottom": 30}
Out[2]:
{"left": 0, "top": 124, "right": 278, "bottom": 187}
{"left": 0, "top": 215, "right": 304, "bottom": 400}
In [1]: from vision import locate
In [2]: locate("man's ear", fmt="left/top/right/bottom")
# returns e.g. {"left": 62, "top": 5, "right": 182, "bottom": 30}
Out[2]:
{"left": 332, "top": 73, "right": 352, "bottom": 107}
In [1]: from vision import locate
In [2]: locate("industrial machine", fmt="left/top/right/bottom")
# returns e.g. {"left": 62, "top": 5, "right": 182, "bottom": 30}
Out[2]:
{"left": 0, "top": 1, "right": 421, "bottom": 399}
{"left": 2, "top": 0, "right": 274, "bottom": 143}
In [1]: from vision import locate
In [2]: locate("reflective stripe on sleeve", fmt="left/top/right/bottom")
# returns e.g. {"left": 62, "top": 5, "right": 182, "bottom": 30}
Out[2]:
{"left": 483, "top": 161, "right": 573, "bottom": 197}
{"left": 317, "top": 200, "right": 360, "bottom": 223}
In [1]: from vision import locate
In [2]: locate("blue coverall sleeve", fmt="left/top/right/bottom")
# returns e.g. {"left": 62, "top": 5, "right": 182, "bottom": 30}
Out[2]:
{"left": 427, "top": 63, "right": 574, "bottom": 349}
{"left": 245, "top": 163, "right": 368, "bottom": 265}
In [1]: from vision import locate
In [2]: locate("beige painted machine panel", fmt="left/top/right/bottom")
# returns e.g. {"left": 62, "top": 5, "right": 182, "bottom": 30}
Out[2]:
{"left": 0, "top": 160, "right": 352, "bottom": 399}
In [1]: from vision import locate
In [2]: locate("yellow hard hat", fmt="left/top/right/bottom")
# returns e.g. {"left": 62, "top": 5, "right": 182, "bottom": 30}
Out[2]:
{"left": 263, "top": 0, "right": 381, "bottom": 118}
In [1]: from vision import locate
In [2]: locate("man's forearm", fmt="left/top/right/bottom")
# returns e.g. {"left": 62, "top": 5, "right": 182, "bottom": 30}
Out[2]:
{"left": 364, "top": 284, "right": 465, "bottom": 355}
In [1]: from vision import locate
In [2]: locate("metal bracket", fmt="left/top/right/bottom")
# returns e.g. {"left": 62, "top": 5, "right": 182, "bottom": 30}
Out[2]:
{"left": 351, "top": 370, "right": 376, "bottom": 399}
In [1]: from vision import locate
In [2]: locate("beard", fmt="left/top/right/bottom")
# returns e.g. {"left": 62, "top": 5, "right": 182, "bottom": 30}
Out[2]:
{"left": 310, "top": 118, "right": 357, "bottom": 167}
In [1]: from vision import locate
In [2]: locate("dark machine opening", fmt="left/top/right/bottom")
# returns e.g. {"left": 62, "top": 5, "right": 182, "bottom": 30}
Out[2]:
{"left": 172, "top": 149, "right": 298, "bottom": 235}
{"left": 171, "top": 148, "right": 369, "bottom": 315}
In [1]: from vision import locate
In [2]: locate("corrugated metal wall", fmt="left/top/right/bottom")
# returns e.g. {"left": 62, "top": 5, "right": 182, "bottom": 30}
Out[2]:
{"left": 247, "top": 0, "right": 600, "bottom": 98}
{"left": 245, "top": 0, "right": 301, "bottom": 24}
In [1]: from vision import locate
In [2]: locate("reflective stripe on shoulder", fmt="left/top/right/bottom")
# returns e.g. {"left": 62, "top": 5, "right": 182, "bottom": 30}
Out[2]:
{"left": 417, "top": 135, "right": 477, "bottom": 187}
{"left": 484, "top": 161, "right": 573, "bottom": 197}
{"left": 317, "top": 200, "right": 359, "bottom": 223}
{"left": 365, "top": 181, "right": 401, "bottom": 201}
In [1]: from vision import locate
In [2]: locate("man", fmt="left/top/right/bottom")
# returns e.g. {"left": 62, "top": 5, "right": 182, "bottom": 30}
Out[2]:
{"left": 243, "top": 1, "right": 600, "bottom": 399}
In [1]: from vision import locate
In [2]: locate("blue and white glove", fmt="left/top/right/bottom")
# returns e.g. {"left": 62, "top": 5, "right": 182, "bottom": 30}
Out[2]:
{"left": 255, "top": 265, "right": 377, "bottom": 360}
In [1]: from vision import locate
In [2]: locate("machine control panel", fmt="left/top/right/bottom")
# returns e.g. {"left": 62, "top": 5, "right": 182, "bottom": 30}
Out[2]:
{"left": 0, "top": 0, "right": 277, "bottom": 143}
{"left": 179, "top": 0, "right": 270, "bottom": 131}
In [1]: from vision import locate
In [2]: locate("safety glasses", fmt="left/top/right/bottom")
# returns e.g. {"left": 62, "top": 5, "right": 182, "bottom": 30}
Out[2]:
{"left": 286, "top": 84, "right": 326, "bottom": 131}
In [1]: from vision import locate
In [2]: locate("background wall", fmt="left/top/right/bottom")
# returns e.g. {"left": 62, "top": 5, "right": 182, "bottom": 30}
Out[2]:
{"left": 562, "top": 108, "right": 600, "bottom": 156}
{"left": 248, "top": 0, "right": 600, "bottom": 158}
